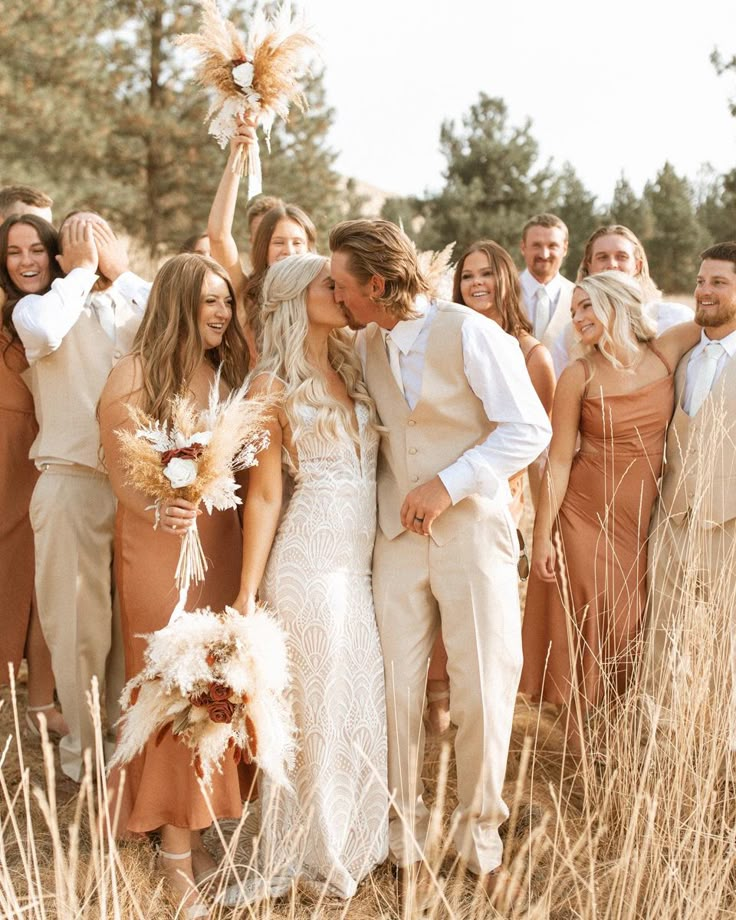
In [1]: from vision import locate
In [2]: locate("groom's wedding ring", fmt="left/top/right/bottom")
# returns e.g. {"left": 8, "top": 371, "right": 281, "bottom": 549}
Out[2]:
{"left": 414, "top": 516, "right": 425, "bottom": 522}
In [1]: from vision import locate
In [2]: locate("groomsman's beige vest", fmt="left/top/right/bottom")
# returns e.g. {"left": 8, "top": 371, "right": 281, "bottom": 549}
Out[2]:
{"left": 363, "top": 301, "right": 497, "bottom": 546}
{"left": 22, "top": 288, "right": 141, "bottom": 782}
{"left": 659, "top": 348, "right": 736, "bottom": 527}
{"left": 23, "top": 295, "right": 140, "bottom": 470}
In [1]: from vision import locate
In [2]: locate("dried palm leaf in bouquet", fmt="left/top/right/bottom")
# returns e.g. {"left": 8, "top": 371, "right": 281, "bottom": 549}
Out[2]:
{"left": 116, "top": 372, "right": 269, "bottom": 593}
{"left": 176, "top": 0, "right": 317, "bottom": 197}
{"left": 109, "top": 604, "right": 294, "bottom": 789}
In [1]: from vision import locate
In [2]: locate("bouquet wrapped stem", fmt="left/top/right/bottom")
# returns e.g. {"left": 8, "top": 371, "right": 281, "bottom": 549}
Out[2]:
{"left": 232, "top": 133, "right": 262, "bottom": 193}
{"left": 175, "top": 524, "right": 207, "bottom": 591}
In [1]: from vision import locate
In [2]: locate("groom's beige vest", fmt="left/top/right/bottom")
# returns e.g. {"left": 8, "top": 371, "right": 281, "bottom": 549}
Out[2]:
{"left": 659, "top": 348, "right": 736, "bottom": 528}
{"left": 364, "top": 301, "right": 497, "bottom": 547}
{"left": 22, "top": 296, "right": 141, "bottom": 471}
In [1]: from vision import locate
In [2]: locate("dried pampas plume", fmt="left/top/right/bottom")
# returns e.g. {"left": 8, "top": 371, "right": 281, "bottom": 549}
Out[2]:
{"left": 416, "top": 241, "right": 456, "bottom": 301}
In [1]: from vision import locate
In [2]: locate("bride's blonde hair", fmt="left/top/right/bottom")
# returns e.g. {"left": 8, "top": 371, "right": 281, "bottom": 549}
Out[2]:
{"left": 576, "top": 270, "right": 656, "bottom": 370}
{"left": 255, "top": 253, "right": 377, "bottom": 448}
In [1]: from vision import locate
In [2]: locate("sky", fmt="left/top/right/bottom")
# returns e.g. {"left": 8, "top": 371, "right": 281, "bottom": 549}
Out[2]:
{"left": 303, "top": 0, "right": 736, "bottom": 204}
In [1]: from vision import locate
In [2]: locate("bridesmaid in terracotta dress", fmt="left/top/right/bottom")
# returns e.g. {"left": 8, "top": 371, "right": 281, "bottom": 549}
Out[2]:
{"left": 424, "top": 240, "right": 556, "bottom": 735}
{"left": 519, "top": 271, "right": 700, "bottom": 753}
{"left": 100, "top": 254, "right": 250, "bottom": 918}
{"left": 0, "top": 215, "right": 68, "bottom": 739}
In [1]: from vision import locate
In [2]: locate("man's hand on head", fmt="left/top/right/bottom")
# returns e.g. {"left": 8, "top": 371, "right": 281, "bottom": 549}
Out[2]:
{"left": 92, "top": 220, "right": 129, "bottom": 282}
{"left": 56, "top": 219, "right": 98, "bottom": 275}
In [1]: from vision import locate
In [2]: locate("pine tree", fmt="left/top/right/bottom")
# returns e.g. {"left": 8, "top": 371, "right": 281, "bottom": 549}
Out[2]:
{"left": 643, "top": 163, "right": 709, "bottom": 293}
{"left": 259, "top": 70, "right": 342, "bottom": 247}
{"left": 606, "top": 174, "right": 654, "bottom": 241}
{"left": 0, "top": 1, "right": 342, "bottom": 255}
{"left": 404, "top": 94, "right": 558, "bottom": 256}
{"left": 548, "top": 163, "right": 600, "bottom": 278}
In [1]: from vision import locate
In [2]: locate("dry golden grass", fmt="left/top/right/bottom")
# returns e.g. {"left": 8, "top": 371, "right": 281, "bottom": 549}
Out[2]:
{"left": 2, "top": 493, "right": 736, "bottom": 918}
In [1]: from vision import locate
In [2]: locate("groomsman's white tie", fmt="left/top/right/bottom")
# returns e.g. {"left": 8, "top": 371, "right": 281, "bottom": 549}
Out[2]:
{"left": 534, "top": 287, "right": 551, "bottom": 339}
{"left": 385, "top": 332, "right": 406, "bottom": 397}
{"left": 688, "top": 340, "right": 725, "bottom": 417}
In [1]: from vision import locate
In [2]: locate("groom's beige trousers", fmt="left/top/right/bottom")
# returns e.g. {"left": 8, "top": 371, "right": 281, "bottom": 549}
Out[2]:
{"left": 372, "top": 506, "right": 522, "bottom": 874}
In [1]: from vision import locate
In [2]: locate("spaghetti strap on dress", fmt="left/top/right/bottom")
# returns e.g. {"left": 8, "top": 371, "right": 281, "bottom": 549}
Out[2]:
{"left": 520, "top": 350, "right": 675, "bottom": 707}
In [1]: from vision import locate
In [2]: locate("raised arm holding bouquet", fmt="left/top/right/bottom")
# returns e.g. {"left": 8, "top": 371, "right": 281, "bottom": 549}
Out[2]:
{"left": 177, "top": 0, "right": 316, "bottom": 198}
{"left": 99, "top": 253, "right": 281, "bottom": 917}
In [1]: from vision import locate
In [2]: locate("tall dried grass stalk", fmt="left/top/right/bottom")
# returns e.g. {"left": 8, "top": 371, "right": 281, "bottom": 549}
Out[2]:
{"left": 1, "top": 440, "right": 735, "bottom": 916}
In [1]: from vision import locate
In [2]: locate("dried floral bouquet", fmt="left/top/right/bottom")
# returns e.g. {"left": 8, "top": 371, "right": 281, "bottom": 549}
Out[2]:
{"left": 115, "top": 375, "right": 269, "bottom": 592}
{"left": 176, "top": 0, "right": 317, "bottom": 196}
{"left": 109, "top": 604, "right": 293, "bottom": 788}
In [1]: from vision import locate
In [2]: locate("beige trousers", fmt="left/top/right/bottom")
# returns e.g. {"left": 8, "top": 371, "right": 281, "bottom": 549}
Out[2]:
{"left": 29, "top": 466, "right": 124, "bottom": 782}
{"left": 646, "top": 509, "right": 736, "bottom": 744}
{"left": 373, "top": 505, "right": 522, "bottom": 874}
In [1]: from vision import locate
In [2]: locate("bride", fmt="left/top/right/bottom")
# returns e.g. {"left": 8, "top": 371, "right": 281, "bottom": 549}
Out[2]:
{"left": 231, "top": 252, "right": 388, "bottom": 900}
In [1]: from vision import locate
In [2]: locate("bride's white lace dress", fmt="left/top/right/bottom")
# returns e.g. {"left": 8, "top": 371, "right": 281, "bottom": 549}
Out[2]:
{"left": 258, "top": 402, "right": 388, "bottom": 898}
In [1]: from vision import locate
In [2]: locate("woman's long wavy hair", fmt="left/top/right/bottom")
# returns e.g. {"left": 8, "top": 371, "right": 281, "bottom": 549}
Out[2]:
{"left": 243, "top": 204, "right": 317, "bottom": 345}
{"left": 452, "top": 239, "right": 532, "bottom": 337}
{"left": 0, "top": 214, "right": 62, "bottom": 341}
{"left": 254, "top": 253, "right": 377, "bottom": 455}
{"left": 575, "top": 271, "right": 656, "bottom": 370}
{"left": 131, "top": 254, "right": 250, "bottom": 421}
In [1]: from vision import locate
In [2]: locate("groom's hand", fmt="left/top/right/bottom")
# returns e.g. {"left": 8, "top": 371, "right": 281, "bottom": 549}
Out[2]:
{"left": 401, "top": 476, "right": 452, "bottom": 537}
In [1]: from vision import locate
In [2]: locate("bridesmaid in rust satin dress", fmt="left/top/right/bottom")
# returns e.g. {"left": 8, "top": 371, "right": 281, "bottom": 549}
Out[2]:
{"left": 520, "top": 271, "right": 700, "bottom": 753}
{"left": 99, "top": 253, "right": 251, "bottom": 918}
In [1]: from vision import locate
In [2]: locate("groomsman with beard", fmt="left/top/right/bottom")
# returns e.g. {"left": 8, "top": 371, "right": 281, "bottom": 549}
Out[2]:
{"left": 329, "top": 219, "right": 551, "bottom": 910}
{"left": 647, "top": 242, "right": 736, "bottom": 735}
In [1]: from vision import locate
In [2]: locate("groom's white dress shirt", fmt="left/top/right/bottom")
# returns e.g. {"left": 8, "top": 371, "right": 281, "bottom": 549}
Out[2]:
{"left": 362, "top": 296, "right": 551, "bottom": 507}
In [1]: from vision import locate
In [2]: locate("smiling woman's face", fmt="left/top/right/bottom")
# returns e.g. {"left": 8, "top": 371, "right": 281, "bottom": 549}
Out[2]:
{"left": 571, "top": 286, "right": 604, "bottom": 345}
{"left": 6, "top": 222, "right": 52, "bottom": 294}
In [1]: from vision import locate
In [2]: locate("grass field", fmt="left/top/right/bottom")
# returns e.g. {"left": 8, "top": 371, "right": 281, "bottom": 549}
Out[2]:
{"left": 1, "top": 497, "right": 735, "bottom": 918}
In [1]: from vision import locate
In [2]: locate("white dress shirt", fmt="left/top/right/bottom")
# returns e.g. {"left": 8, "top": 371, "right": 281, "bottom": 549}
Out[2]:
{"left": 360, "top": 298, "right": 551, "bottom": 505}
{"left": 520, "top": 268, "right": 564, "bottom": 333}
{"left": 648, "top": 300, "right": 694, "bottom": 333}
{"left": 14, "top": 267, "right": 151, "bottom": 364}
{"left": 682, "top": 327, "right": 736, "bottom": 414}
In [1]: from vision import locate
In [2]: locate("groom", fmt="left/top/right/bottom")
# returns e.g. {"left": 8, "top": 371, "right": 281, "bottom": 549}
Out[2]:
{"left": 329, "top": 220, "right": 551, "bottom": 901}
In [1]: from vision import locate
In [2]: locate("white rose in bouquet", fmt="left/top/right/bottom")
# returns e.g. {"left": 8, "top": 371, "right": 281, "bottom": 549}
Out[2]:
{"left": 163, "top": 458, "right": 198, "bottom": 489}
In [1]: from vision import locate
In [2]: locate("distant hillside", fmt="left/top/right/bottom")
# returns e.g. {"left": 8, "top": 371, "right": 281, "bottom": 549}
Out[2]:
{"left": 339, "top": 176, "right": 397, "bottom": 218}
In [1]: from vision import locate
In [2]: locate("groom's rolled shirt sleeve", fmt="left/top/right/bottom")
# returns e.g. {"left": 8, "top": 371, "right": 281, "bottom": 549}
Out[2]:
{"left": 438, "top": 317, "right": 552, "bottom": 505}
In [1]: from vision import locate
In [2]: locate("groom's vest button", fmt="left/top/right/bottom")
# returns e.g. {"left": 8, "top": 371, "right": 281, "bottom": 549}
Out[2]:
{"left": 411, "top": 475, "right": 419, "bottom": 482}
{"left": 408, "top": 447, "right": 417, "bottom": 455}
{"left": 408, "top": 419, "right": 416, "bottom": 426}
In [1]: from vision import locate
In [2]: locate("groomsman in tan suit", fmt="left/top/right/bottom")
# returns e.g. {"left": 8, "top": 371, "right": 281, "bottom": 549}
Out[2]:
{"left": 329, "top": 219, "right": 551, "bottom": 906}
{"left": 647, "top": 242, "right": 736, "bottom": 726}
{"left": 14, "top": 212, "right": 150, "bottom": 782}
{"left": 519, "top": 213, "right": 575, "bottom": 377}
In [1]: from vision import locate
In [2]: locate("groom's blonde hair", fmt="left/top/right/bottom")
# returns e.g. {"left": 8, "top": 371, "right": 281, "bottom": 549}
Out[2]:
{"left": 329, "top": 219, "right": 429, "bottom": 320}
